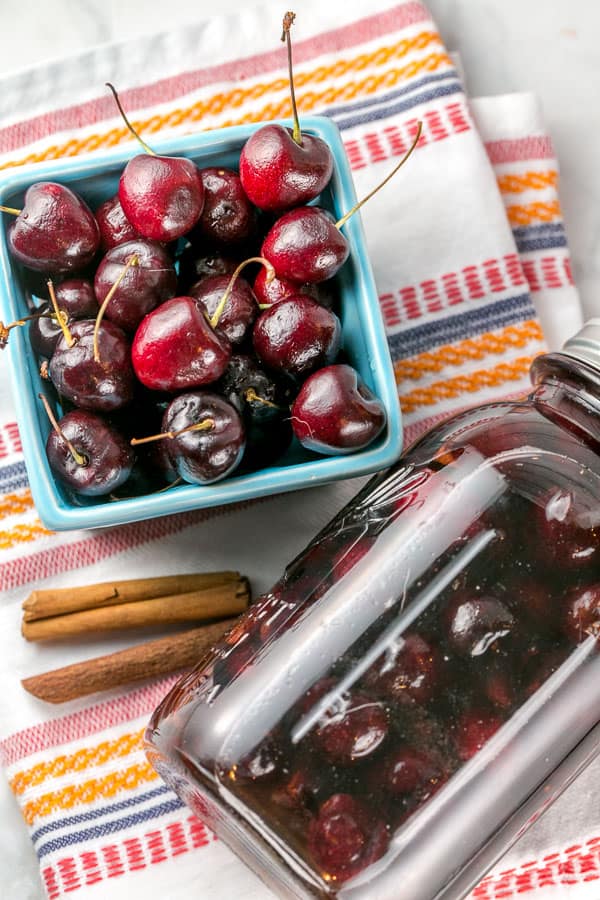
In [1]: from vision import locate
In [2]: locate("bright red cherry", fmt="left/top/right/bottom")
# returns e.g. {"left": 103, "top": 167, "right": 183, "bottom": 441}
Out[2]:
{"left": 107, "top": 84, "right": 204, "bottom": 242}
{"left": 262, "top": 207, "right": 349, "bottom": 284}
{"left": 253, "top": 296, "right": 340, "bottom": 376}
{"left": 253, "top": 267, "right": 323, "bottom": 307}
{"left": 239, "top": 14, "right": 333, "bottom": 213}
{"left": 292, "top": 364, "right": 386, "bottom": 454}
{"left": 132, "top": 296, "right": 231, "bottom": 392}
{"left": 4, "top": 182, "right": 100, "bottom": 274}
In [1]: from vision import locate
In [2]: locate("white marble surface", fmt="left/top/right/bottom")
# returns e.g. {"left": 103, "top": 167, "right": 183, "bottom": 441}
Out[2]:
{"left": 1, "top": 2, "right": 600, "bottom": 898}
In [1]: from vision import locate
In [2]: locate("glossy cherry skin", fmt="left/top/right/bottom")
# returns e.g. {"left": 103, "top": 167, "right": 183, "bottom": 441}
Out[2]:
{"left": 239, "top": 124, "right": 333, "bottom": 213}
{"left": 445, "top": 594, "right": 515, "bottom": 657}
{"left": 194, "top": 167, "right": 256, "bottom": 246}
{"left": 95, "top": 193, "right": 141, "bottom": 250}
{"left": 312, "top": 690, "right": 388, "bottom": 765}
{"left": 292, "top": 364, "right": 386, "bottom": 455}
{"left": 307, "top": 793, "right": 389, "bottom": 883}
{"left": 534, "top": 489, "right": 599, "bottom": 571}
{"left": 262, "top": 207, "right": 349, "bottom": 283}
{"left": 132, "top": 297, "right": 231, "bottom": 392}
{"left": 161, "top": 392, "right": 245, "bottom": 484}
{"left": 253, "top": 296, "right": 340, "bottom": 377}
{"left": 94, "top": 240, "right": 177, "bottom": 332}
{"left": 189, "top": 274, "right": 257, "bottom": 345}
{"left": 29, "top": 280, "right": 99, "bottom": 358}
{"left": 29, "top": 306, "right": 64, "bottom": 359}
{"left": 49, "top": 320, "right": 134, "bottom": 411}
{"left": 118, "top": 154, "right": 205, "bottom": 242}
{"left": 7, "top": 182, "right": 100, "bottom": 274}
{"left": 363, "top": 633, "right": 440, "bottom": 705}
{"left": 562, "top": 583, "right": 600, "bottom": 643}
{"left": 253, "top": 267, "right": 323, "bottom": 307}
{"left": 46, "top": 409, "right": 134, "bottom": 496}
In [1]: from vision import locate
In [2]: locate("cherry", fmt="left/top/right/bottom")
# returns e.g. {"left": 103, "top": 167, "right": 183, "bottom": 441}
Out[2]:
{"left": 374, "top": 746, "right": 443, "bottom": 799}
{"left": 95, "top": 193, "right": 141, "bottom": 250}
{"left": 454, "top": 710, "right": 503, "bottom": 761}
{"left": 292, "top": 364, "right": 386, "bottom": 455}
{"left": 312, "top": 690, "right": 388, "bottom": 765}
{"left": 253, "top": 296, "right": 340, "bottom": 377}
{"left": 534, "top": 489, "right": 599, "bottom": 571}
{"left": 253, "top": 267, "right": 325, "bottom": 309}
{"left": 272, "top": 765, "right": 323, "bottom": 811}
{"left": 562, "top": 583, "right": 600, "bottom": 643}
{"left": 190, "top": 273, "right": 257, "bottom": 345}
{"left": 132, "top": 391, "right": 245, "bottom": 484}
{"left": 234, "top": 736, "right": 285, "bottom": 783}
{"left": 363, "top": 633, "right": 440, "bottom": 705}
{"left": 3, "top": 182, "right": 100, "bottom": 274}
{"left": 29, "top": 306, "right": 64, "bottom": 358}
{"left": 177, "top": 245, "right": 238, "bottom": 292}
{"left": 50, "top": 278, "right": 99, "bottom": 318}
{"left": 239, "top": 14, "right": 333, "bottom": 213}
{"left": 41, "top": 395, "right": 134, "bottom": 496}
{"left": 107, "top": 84, "right": 204, "bottom": 242}
{"left": 261, "top": 122, "right": 422, "bottom": 283}
{"left": 132, "top": 296, "right": 231, "bottom": 392}
{"left": 194, "top": 167, "right": 256, "bottom": 246}
{"left": 479, "top": 656, "right": 516, "bottom": 710}
{"left": 307, "top": 794, "right": 389, "bottom": 882}
{"left": 445, "top": 594, "right": 515, "bottom": 657}
{"left": 94, "top": 239, "right": 176, "bottom": 332}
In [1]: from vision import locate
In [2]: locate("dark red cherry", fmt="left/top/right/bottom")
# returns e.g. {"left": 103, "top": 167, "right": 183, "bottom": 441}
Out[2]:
{"left": 7, "top": 182, "right": 100, "bottom": 274}
{"left": 118, "top": 153, "right": 204, "bottom": 243}
{"left": 312, "top": 691, "right": 388, "bottom": 765}
{"left": 95, "top": 193, "right": 141, "bottom": 250}
{"left": 189, "top": 274, "right": 257, "bottom": 345}
{"left": 445, "top": 594, "right": 515, "bottom": 657}
{"left": 52, "top": 278, "right": 99, "bottom": 319}
{"left": 177, "top": 245, "right": 239, "bottom": 292}
{"left": 562, "top": 583, "right": 600, "bottom": 643}
{"left": 253, "top": 296, "right": 340, "bottom": 377}
{"left": 29, "top": 305, "right": 64, "bottom": 358}
{"left": 240, "top": 125, "right": 333, "bottom": 213}
{"left": 363, "top": 633, "right": 440, "bottom": 705}
{"left": 132, "top": 296, "right": 231, "bottom": 392}
{"left": 307, "top": 794, "right": 389, "bottom": 882}
{"left": 194, "top": 167, "right": 256, "bottom": 246}
{"left": 262, "top": 207, "right": 349, "bottom": 284}
{"left": 46, "top": 408, "right": 134, "bottom": 496}
{"left": 292, "top": 365, "right": 386, "bottom": 455}
{"left": 160, "top": 391, "right": 245, "bottom": 484}
{"left": 49, "top": 320, "right": 134, "bottom": 411}
{"left": 272, "top": 766, "right": 323, "bottom": 811}
{"left": 454, "top": 710, "right": 503, "bottom": 761}
{"left": 94, "top": 240, "right": 176, "bottom": 332}
{"left": 234, "top": 736, "right": 284, "bottom": 783}
{"left": 479, "top": 657, "right": 516, "bottom": 710}
{"left": 253, "top": 267, "right": 318, "bottom": 307}
{"left": 534, "top": 489, "right": 599, "bottom": 571}
{"left": 375, "top": 746, "right": 444, "bottom": 798}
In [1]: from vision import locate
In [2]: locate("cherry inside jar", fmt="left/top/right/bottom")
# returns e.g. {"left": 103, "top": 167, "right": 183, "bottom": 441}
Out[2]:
{"left": 147, "top": 332, "right": 600, "bottom": 900}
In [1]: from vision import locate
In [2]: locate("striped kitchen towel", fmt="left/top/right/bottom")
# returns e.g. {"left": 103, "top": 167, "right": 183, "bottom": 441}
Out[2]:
{"left": 0, "top": 1, "right": 594, "bottom": 898}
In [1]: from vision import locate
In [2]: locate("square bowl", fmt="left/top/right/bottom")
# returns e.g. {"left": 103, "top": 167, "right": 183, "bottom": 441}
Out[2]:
{"left": 0, "top": 117, "right": 403, "bottom": 530}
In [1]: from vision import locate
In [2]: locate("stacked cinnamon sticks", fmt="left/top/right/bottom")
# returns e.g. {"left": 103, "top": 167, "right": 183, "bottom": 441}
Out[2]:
{"left": 21, "top": 572, "right": 250, "bottom": 703}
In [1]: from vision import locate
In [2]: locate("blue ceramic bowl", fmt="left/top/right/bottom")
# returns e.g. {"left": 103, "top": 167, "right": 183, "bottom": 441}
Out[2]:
{"left": 0, "top": 117, "right": 402, "bottom": 530}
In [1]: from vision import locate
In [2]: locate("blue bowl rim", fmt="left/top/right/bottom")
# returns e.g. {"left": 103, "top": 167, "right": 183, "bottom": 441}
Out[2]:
{"left": 0, "top": 116, "right": 403, "bottom": 530}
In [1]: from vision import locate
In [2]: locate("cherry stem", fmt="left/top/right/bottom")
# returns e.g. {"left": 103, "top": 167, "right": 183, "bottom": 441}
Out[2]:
{"left": 281, "top": 11, "right": 302, "bottom": 146}
{"left": 93, "top": 255, "right": 139, "bottom": 363}
{"left": 0, "top": 205, "right": 22, "bottom": 216}
{"left": 335, "top": 120, "right": 423, "bottom": 230}
{"left": 0, "top": 312, "right": 55, "bottom": 349}
{"left": 245, "top": 388, "right": 280, "bottom": 409}
{"left": 130, "top": 419, "right": 215, "bottom": 446}
{"left": 209, "top": 257, "right": 276, "bottom": 329}
{"left": 38, "top": 393, "right": 88, "bottom": 467}
{"left": 106, "top": 83, "right": 156, "bottom": 156}
{"left": 47, "top": 280, "right": 75, "bottom": 348}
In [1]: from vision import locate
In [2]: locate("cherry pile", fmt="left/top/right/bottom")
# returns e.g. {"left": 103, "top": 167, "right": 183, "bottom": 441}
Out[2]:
{"left": 182, "top": 442, "right": 599, "bottom": 887}
{"left": 0, "top": 13, "right": 420, "bottom": 501}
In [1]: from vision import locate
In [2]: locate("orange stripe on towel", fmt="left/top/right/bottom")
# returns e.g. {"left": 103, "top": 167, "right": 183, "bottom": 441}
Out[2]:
{"left": 0, "top": 520, "right": 53, "bottom": 550}
{"left": 0, "top": 490, "right": 34, "bottom": 520}
{"left": 497, "top": 170, "right": 558, "bottom": 195}
{"left": 506, "top": 200, "right": 561, "bottom": 227}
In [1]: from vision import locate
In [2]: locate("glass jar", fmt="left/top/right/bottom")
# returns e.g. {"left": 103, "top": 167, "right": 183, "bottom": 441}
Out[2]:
{"left": 146, "top": 322, "right": 600, "bottom": 900}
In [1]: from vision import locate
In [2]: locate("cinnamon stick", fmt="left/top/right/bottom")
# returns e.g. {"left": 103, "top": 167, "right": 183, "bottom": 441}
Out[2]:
{"left": 21, "top": 619, "right": 237, "bottom": 703}
{"left": 22, "top": 579, "right": 250, "bottom": 642}
{"left": 22, "top": 572, "right": 241, "bottom": 622}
